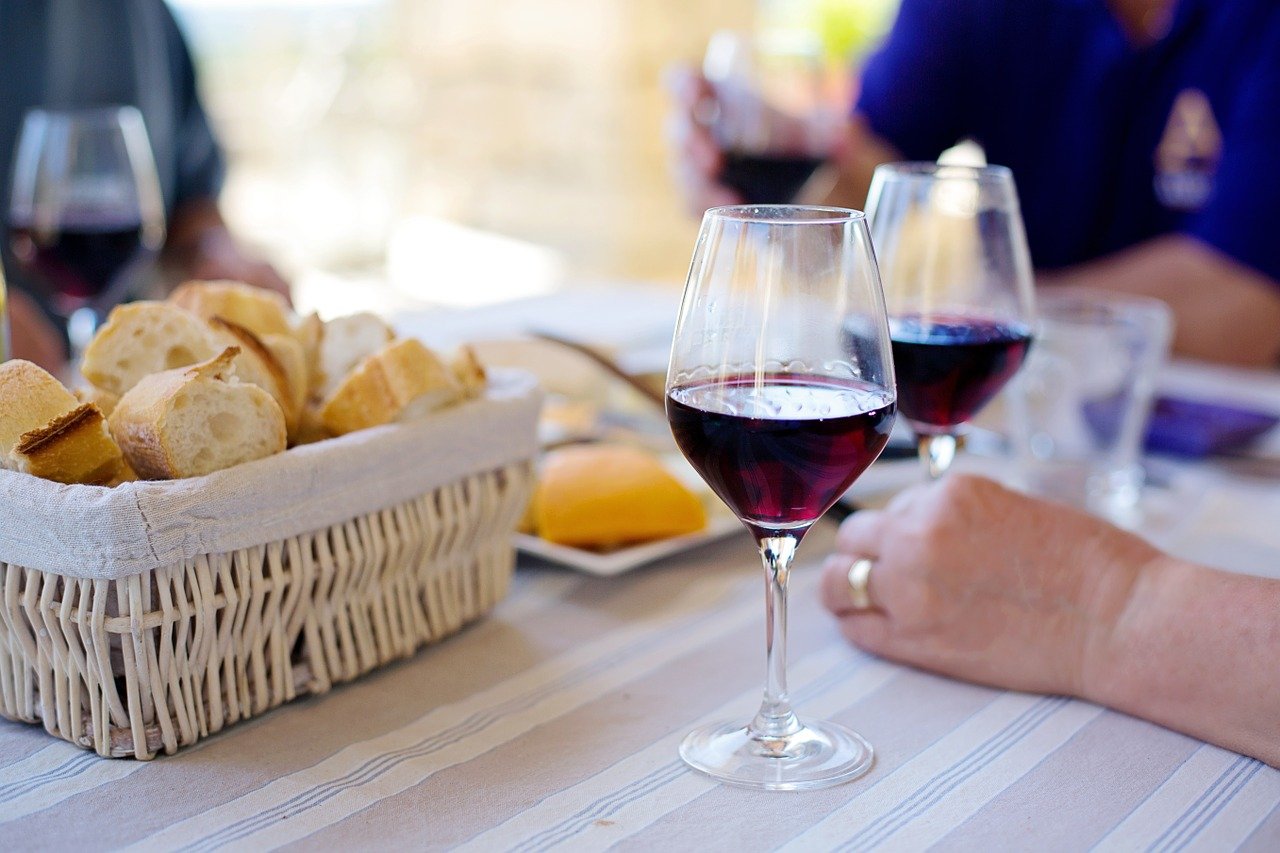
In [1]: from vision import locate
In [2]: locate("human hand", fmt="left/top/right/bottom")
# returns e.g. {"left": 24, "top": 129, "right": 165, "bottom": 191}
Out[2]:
{"left": 820, "top": 474, "right": 1161, "bottom": 698}
{"left": 663, "top": 65, "right": 742, "bottom": 215}
{"left": 6, "top": 288, "right": 66, "bottom": 373}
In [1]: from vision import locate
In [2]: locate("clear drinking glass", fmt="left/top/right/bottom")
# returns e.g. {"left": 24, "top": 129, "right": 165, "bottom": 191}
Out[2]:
{"left": 703, "top": 30, "right": 840, "bottom": 204}
{"left": 666, "top": 205, "right": 897, "bottom": 790}
{"left": 7, "top": 106, "right": 166, "bottom": 360}
{"left": 865, "top": 163, "right": 1036, "bottom": 478}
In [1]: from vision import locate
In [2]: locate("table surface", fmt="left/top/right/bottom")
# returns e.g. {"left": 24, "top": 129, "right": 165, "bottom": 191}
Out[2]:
{"left": 3, "top": 289, "right": 1280, "bottom": 852}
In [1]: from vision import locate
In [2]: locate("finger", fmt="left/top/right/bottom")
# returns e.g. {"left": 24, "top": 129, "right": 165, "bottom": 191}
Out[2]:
{"left": 836, "top": 610, "right": 894, "bottom": 657}
{"left": 820, "top": 553, "right": 876, "bottom": 616}
{"left": 834, "top": 508, "right": 888, "bottom": 558}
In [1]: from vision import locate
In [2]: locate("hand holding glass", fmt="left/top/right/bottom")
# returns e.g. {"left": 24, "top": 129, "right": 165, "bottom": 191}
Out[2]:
{"left": 666, "top": 205, "right": 896, "bottom": 790}
{"left": 865, "top": 163, "right": 1036, "bottom": 478}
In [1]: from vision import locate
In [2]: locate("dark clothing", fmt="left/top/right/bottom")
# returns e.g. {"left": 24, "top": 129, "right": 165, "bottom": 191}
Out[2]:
{"left": 856, "top": 0, "right": 1280, "bottom": 283}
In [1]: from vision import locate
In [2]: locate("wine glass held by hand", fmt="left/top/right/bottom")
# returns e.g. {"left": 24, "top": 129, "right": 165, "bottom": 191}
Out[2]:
{"left": 666, "top": 205, "right": 897, "bottom": 790}
{"left": 700, "top": 31, "right": 839, "bottom": 205}
{"left": 7, "top": 106, "right": 166, "bottom": 361}
{"left": 865, "top": 163, "right": 1037, "bottom": 479}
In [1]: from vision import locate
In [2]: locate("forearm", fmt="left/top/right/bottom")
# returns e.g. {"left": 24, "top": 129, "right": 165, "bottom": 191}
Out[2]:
{"left": 161, "top": 197, "right": 229, "bottom": 278}
{"left": 1042, "top": 236, "right": 1280, "bottom": 367}
{"left": 1088, "top": 557, "right": 1280, "bottom": 766}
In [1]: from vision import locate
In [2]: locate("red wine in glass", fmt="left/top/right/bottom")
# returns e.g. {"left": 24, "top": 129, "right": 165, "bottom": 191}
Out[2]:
{"left": 888, "top": 315, "right": 1033, "bottom": 432}
{"left": 719, "top": 152, "right": 824, "bottom": 205}
{"left": 667, "top": 374, "right": 895, "bottom": 538}
{"left": 9, "top": 215, "right": 150, "bottom": 311}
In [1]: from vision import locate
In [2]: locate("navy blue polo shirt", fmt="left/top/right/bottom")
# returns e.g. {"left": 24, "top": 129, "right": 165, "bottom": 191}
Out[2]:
{"left": 856, "top": 0, "right": 1280, "bottom": 283}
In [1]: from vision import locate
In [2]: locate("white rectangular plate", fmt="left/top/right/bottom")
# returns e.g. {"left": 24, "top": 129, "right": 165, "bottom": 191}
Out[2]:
{"left": 514, "top": 513, "right": 743, "bottom": 577}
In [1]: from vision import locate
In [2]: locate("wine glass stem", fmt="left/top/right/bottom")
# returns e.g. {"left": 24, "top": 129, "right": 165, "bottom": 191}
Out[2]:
{"left": 66, "top": 306, "right": 99, "bottom": 369}
{"left": 918, "top": 432, "right": 959, "bottom": 480}
{"left": 752, "top": 535, "right": 802, "bottom": 741}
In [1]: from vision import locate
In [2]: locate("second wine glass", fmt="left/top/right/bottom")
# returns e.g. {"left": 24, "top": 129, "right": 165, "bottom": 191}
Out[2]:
{"left": 667, "top": 205, "right": 896, "bottom": 790}
{"left": 7, "top": 106, "right": 166, "bottom": 361}
{"left": 865, "top": 163, "right": 1036, "bottom": 479}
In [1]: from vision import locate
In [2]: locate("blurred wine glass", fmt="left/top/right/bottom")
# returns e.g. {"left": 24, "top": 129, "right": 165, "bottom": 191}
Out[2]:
{"left": 667, "top": 205, "right": 896, "bottom": 790}
{"left": 864, "top": 163, "right": 1037, "bottom": 479}
{"left": 702, "top": 30, "right": 839, "bottom": 205}
{"left": 7, "top": 106, "right": 166, "bottom": 362}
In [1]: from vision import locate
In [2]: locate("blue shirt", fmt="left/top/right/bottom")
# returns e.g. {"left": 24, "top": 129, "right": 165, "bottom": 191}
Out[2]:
{"left": 856, "top": 0, "right": 1280, "bottom": 283}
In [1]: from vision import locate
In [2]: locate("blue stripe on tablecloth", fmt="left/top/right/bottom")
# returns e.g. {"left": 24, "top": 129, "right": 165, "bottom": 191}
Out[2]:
{"left": 509, "top": 655, "right": 870, "bottom": 853}
{"left": 0, "top": 753, "right": 96, "bottom": 805}
{"left": 175, "top": 579, "right": 751, "bottom": 853}
{"left": 1149, "top": 755, "right": 1265, "bottom": 853}
{"left": 835, "top": 695, "right": 1069, "bottom": 852}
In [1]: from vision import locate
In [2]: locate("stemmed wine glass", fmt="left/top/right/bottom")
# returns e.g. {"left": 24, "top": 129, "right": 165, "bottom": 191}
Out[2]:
{"left": 7, "top": 106, "right": 166, "bottom": 361}
{"left": 865, "top": 163, "right": 1036, "bottom": 479}
{"left": 703, "top": 31, "right": 840, "bottom": 204}
{"left": 666, "top": 205, "right": 896, "bottom": 790}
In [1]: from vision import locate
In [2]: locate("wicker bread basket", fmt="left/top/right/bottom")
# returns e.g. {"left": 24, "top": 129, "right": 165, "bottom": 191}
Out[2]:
{"left": 0, "top": 369, "right": 540, "bottom": 759}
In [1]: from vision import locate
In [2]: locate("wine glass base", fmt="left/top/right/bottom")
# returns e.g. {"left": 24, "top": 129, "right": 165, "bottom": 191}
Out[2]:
{"left": 679, "top": 719, "right": 874, "bottom": 791}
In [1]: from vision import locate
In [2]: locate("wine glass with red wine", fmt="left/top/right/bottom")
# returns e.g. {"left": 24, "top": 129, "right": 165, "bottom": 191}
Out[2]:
{"left": 864, "top": 163, "right": 1036, "bottom": 478}
{"left": 667, "top": 205, "right": 896, "bottom": 790}
{"left": 7, "top": 106, "right": 166, "bottom": 360}
{"left": 702, "top": 31, "right": 838, "bottom": 205}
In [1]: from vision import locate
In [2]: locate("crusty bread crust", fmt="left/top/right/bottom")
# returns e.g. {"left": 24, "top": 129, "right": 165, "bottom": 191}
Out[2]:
{"left": 81, "top": 302, "right": 221, "bottom": 395}
{"left": 10, "top": 403, "right": 124, "bottom": 486}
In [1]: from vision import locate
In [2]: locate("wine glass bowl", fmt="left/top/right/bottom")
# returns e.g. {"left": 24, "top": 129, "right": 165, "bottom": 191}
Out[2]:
{"left": 702, "top": 31, "right": 839, "bottom": 204}
{"left": 7, "top": 106, "right": 166, "bottom": 358}
{"left": 866, "top": 163, "right": 1036, "bottom": 478}
{"left": 666, "top": 205, "right": 896, "bottom": 790}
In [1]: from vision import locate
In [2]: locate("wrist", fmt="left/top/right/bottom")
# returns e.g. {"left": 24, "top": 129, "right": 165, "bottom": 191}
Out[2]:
{"left": 1077, "top": 549, "right": 1185, "bottom": 705}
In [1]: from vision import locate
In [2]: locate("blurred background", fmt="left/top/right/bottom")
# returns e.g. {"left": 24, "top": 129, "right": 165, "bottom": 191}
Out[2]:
{"left": 170, "top": 0, "right": 898, "bottom": 316}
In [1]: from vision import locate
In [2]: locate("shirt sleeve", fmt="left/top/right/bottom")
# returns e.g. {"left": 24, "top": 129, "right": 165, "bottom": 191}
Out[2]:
{"left": 160, "top": 2, "right": 225, "bottom": 208}
{"left": 1183, "top": 16, "right": 1280, "bottom": 284}
{"left": 854, "top": 0, "right": 984, "bottom": 160}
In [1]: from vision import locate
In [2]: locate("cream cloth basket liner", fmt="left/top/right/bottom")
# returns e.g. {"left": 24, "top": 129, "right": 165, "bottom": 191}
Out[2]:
{"left": 0, "top": 368, "right": 541, "bottom": 579}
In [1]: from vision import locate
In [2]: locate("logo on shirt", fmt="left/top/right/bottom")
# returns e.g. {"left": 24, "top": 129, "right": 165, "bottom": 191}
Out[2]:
{"left": 1154, "top": 89, "right": 1222, "bottom": 212}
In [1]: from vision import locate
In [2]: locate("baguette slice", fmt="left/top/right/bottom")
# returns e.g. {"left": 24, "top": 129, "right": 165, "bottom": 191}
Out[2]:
{"left": 208, "top": 317, "right": 301, "bottom": 435}
{"left": 451, "top": 345, "right": 487, "bottom": 400}
{"left": 170, "top": 280, "right": 294, "bottom": 339}
{"left": 0, "top": 359, "right": 81, "bottom": 457}
{"left": 319, "top": 338, "right": 460, "bottom": 436}
{"left": 9, "top": 403, "right": 124, "bottom": 485}
{"left": 262, "top": 333, "right": 309, "bottom": 438}
{"left": 319, "top": 312, "right": 394, "bottom": 399}
{"left": 109, "top": 348, "right": 287, "bottom": 480}
{"left": 81, "top": 302, "right": 222, "bottom": 396}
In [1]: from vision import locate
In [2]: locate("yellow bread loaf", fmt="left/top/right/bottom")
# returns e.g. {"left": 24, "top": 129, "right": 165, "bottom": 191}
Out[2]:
{"left": 532, "top": 445, "right": 707, "bottom": 548}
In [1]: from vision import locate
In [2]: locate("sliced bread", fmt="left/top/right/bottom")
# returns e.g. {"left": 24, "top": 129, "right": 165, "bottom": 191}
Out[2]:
{"left": 108, "top": 348, "right": 287, "bottom": 479}
{"left": 9, "top": 403, "right": 125, "bottom": 485}
{"left": 81, "top": 302, "right": 222, "bottom": 396}
{"left": 318, "top": 312, "right": 394, "bottom": 399}
{"left": 451, "top": 345, "right": 487, "bottom": 400}
{"left": 208, "top": 317, "right": 301, "bottom": 435}
{"left": 319, "top": 338, "right": 460, "bottom": 436}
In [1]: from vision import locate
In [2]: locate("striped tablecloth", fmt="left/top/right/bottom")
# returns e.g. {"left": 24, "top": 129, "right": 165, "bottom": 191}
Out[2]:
{"left": 2, "top": 500, "right": 1278, "bottom": 851}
